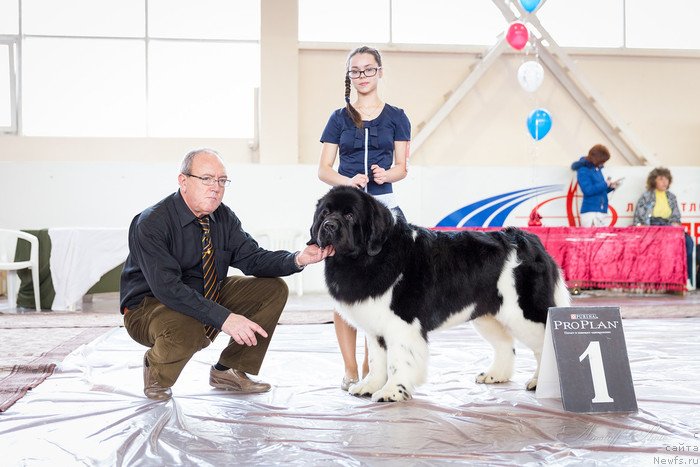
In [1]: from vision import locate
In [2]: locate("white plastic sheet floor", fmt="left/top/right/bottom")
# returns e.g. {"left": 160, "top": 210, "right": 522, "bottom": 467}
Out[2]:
{"left": 1, "top": 319, "right": 699, "bottom": 466}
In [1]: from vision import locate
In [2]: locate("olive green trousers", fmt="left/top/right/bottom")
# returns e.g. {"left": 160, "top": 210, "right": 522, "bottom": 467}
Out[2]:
{"left": 124, "top": 276, "right": 288, "bottom": 388}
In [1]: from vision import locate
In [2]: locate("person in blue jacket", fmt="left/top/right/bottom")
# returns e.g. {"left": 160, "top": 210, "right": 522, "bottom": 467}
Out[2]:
{"left": 571, "top": 144, "right": 621, "bottom": 227}
{"left": 317, "top": 45, "right": 411, "bottom": 391}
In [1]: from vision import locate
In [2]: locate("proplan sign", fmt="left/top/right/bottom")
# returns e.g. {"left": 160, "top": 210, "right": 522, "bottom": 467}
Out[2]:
{"left": 536, "top": 306, "right": 638, "bottom": 414}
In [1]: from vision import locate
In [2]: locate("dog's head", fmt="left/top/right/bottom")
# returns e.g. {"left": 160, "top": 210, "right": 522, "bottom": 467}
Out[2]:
{"left": 308, "top": 186, "right": 394, "bottom": 258}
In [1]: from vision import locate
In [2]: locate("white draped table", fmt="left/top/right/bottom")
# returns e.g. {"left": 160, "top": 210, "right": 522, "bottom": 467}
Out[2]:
{"left": 48, "top": 228, "right": 129, "bottom": 311}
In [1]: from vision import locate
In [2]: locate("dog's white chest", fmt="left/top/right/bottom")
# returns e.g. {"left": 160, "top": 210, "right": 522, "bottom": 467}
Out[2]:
{"left": 335, "top": 288, "right": 400, "bottom": 336}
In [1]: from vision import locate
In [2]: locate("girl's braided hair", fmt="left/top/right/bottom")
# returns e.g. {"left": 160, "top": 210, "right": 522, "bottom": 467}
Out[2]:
{"left": 345, "top": 46, "right": 383, "bottom": 129}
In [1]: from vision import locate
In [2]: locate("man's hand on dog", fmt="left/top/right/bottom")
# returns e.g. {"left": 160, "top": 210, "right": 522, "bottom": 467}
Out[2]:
{"left": 298, "top": 244, "right": 335, "bottom": 267}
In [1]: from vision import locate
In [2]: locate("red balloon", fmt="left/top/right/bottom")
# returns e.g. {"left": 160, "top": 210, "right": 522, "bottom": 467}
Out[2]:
{"left": 506, "top": 22, "right": 529, "bottom": 50}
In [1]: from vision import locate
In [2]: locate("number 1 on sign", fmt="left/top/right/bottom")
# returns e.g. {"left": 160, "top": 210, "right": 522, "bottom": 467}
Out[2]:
{"left": 579, "top": 341, "right": 614, "bottom": 404}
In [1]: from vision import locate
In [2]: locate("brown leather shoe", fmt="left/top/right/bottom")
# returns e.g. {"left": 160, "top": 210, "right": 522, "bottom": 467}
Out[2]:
{"left": 209, "top": 366, "right": 271, "bottom": 393}
{"left": 143, "top": 354, "right": 172, "bottom": 401}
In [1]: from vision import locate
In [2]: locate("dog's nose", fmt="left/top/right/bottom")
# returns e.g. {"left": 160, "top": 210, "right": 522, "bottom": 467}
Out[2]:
{"left": 322, "top": 219, "right": 338, "bottom": 232}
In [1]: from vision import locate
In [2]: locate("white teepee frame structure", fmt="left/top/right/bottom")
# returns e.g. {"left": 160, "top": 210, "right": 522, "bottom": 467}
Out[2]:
{"left": 412, "top": 0, "right": 658, "bottom": 166}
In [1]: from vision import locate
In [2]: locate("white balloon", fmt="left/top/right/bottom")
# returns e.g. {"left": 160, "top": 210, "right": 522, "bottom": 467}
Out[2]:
{"left": 517, "top": 61, "right": 544, "bottom": 93}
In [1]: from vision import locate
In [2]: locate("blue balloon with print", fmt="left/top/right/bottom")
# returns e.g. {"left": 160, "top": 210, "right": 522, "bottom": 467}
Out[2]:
{"left": 526, "top": 108, "right": 552, "bottom": 140}
{"left": 519, "top": 0, "right": 541, "bottom": 13}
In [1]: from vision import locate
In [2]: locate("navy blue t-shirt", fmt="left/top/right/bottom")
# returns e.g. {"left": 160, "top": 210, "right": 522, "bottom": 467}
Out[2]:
{"left": 320, "top": 104, "right": 411, "bottom": 196}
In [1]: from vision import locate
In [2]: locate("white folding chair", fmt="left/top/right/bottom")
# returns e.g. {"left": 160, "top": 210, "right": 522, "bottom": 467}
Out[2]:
{"left": 0, "top": 229, "right": 41, "bottom": 311}
{"left": 254, "top": 229, "right": 306, "bottom": 296}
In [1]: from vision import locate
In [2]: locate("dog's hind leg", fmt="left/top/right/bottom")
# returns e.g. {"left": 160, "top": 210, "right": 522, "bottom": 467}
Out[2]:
{"left": 348, "top": 335, "right": 388, "bottom": 397}
{"left": 511, "top": 274, "right": 568, "bottom": 390}
{"left": 473, "top": 315, "right": 515, "bottom": 385}
{"left": 507, "top": 319, "right": 546, "bottom": 390}
{"left": 371, "top": 323, "right": 428, "bottom": 402}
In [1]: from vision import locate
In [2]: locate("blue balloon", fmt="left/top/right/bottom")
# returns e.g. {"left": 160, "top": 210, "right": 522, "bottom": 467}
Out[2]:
{"left": 526, "top": 108, "right": 552, "bottom": 140}
{"left": 519, "top": 0, "right": 541, "bottom": 13}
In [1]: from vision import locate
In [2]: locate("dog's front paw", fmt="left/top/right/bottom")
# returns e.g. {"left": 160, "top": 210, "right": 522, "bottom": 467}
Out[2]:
{"left": 525, "top": 377, "right": 537, "bottom": 391}
{"left": 370, "top": 383, "right": 412, "bottom": 402}
{"left": 475, "top": 371, "right": 510, "bottom": 384}
{"left": 349, "top": 377, "right": 384, "bottom": 398}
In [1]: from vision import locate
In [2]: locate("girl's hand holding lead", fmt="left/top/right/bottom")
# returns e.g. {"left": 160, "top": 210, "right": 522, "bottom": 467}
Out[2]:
{"left": 371, "top": 165, "right": 387, "bottom": 185}
{"left": 349, "top": 174, "right": 369, "bottom": 189}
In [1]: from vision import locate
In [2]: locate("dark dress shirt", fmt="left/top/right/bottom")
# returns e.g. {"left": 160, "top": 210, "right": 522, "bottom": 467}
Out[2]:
{"left": 120, "top": 190, "right": 300, "bottom": 329}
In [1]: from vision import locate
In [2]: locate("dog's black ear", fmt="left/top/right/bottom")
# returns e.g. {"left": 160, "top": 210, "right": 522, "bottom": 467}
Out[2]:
{"left": 307, "top": 200, "right": 323, "bottom": 245}
{"left": 366, "top": 198, "right": 393, "bottom": 256}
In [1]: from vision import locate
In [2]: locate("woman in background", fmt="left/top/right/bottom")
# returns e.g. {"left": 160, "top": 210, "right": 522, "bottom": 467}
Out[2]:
{"left": 633, "top": 167, "right": 695, "bottom": 289}
{"left": 571, "top": 144, "right": 621, "bottom": 227}
{"left": 317, "top": 46, "right": 411, "bottom": 390}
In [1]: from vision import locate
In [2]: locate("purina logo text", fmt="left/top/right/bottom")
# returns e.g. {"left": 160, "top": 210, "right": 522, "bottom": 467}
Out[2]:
{"left": 570, "top": 313, "right": 598, "bottom": 320}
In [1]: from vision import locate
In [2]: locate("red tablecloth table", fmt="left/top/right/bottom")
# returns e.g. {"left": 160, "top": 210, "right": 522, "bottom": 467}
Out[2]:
{"left": 434, "top": 226, "right": 687, "bottom": 292}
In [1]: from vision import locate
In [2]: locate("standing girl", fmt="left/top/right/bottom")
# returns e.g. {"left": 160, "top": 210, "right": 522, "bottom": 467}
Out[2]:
{"left": 318, "top": 46, "right": 411, "bottom": 391}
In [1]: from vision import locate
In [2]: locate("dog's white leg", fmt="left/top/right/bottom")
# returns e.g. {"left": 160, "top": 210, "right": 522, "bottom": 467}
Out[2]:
{"left": 371, "top": 323, "right": 428, "bottom": 402}
{"left": 517, "top": 274, "right": 568, "bottom": 391}
{"left": 348, "top": 335, "right": 388, "bottom": 397}
{"left": 473, "top": 315, "right": 514, "bottom": 384}
{"left": 502, "top": 274, "right": 566, "bottom": 390}
{"left": 508, "top": 320, "right": 546, "bottom": 390}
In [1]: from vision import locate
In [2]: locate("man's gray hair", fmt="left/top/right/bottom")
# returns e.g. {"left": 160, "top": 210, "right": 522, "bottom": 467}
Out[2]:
{"left": 180, "top": 148, "right": 221, "bottom": 174}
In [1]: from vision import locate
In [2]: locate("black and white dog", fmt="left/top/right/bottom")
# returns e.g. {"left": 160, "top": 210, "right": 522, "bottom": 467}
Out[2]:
{"left": 309, "top": 186, "right": 570, "bottom": 402}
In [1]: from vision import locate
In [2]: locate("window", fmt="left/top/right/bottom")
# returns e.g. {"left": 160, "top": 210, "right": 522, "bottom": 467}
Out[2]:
{"left": 0, "top": 0, "right": 19, "bottom": 34}
{"left": 537, "top": 0, "right": 624, "bottom": 48}
{"left": 148, "top": 0, "right": 259, "bottom": 40}
{"left": 22, "top": 0, "right": 144, "bottom": 37}
{"left": 626, "top": 0, "right": 700, "bottom": 49}
{"left": 297, "top": 0, "right": 700, "bottom": 51}
{"left": 22, "top": 38, "right": 146, "bottom": 136}
{"left": 14, "top": 0, "right": 260, "bottom": 137}
{"left": 148, "top": 41, "right": 259, "bottom": 137}
{"left": 299, "top": 0, "right": 389, "bottom": 43}
{"left": 0, "top": 41, "right": 17, "bottom": 132}
{"left": 392, "top": 0, "right": 505, "bottom": 45}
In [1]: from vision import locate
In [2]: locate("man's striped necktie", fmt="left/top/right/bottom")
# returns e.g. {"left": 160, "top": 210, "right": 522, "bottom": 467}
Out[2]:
{"left": 197, "top": 216, "right": 220, "bottom": 341}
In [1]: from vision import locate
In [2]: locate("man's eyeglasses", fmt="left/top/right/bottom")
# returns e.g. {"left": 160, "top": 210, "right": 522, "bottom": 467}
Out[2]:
{"left": 347, "top": 67, "right": 382, "bottom": 79}
{"left": 184, "top": 173, "right": 231, "bottom": 187}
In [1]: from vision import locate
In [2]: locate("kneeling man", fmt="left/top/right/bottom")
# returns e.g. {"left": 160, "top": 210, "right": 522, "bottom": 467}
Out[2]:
{"left": 120, "top": 148, "right": 332, "bottom": 400}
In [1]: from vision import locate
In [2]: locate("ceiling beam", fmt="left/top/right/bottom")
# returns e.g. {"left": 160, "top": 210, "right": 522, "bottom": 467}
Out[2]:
{"left": 411, "top": 39, "right": 508, "bottom": 153}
